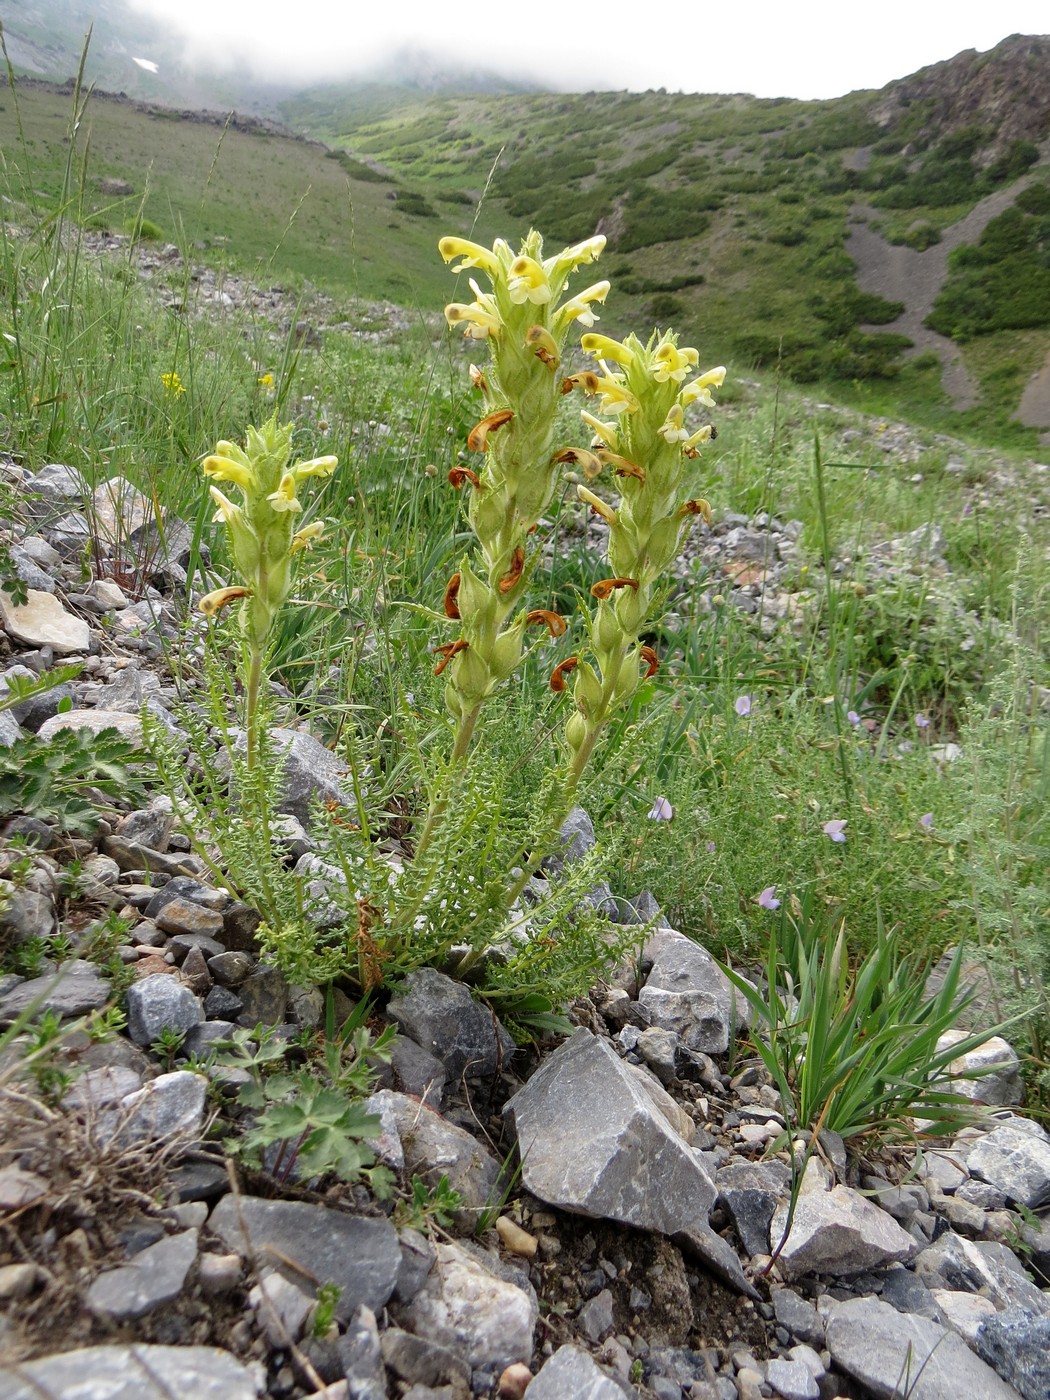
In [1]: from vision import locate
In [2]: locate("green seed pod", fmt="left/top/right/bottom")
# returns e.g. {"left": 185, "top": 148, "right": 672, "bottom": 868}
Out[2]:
{"left": 490, "top": 617, "right": 526, "bottom": 682}
{"left": 451, "top": 644, "right": 491, "bottom": 703}
{"left": 572, "top": 659, "right": 604, "bottom": 718}
{"left": 595, "top": 601, "right": 622, "bottom": 655}
{"left": 457, "top": 558, "right": 498, "bottom": 631}
{"left": 565, "top": 711, "right": 589, "bottom": 753}
{"left": 615, "top": 652, "right": 640, "bottom": 705}
{"left": 645, "top": 517, "right": 682, "bottom": 573}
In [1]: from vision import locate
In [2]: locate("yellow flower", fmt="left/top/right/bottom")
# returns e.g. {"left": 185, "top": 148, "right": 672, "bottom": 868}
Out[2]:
{"left": 657, "top": 404, "right": 690, "bottom": 443}
{"left": 507, "top": 255, "right": 551, "bottom": 305}
{"left": 557, "top": 280, "right": 611, "bottom": 328}
{"left": 199, "top": 585, "right": 251, "bottom": 617}
{"left": 290, "top": 521, "right": 326, "bottom": 554}
{"left": 203, "top": 454, "right": 255, "bottom": 492}
{"left": 581, "top": 410, "right": 618, "bottom": 449}
{"left": 445, "top": 279, "right": 501, "bottom": 340}
{"left": 577, "top": 484, "right": 617, "bottom": 526}
{"left": 652, "top": 341, "right": 699, "bottom": 383}
{"left": 292, "top": 455, "right": 338, "bottom": 480}
{"left": 593, "top": 377, "right": 639, "bottom": 416}
{"left": 257, "top": 372, "right": 274, "bottom": 388}
{"left": 580, "top": 333, "right": 635, "bottom": 368}
{"left": 437, "top": 236, "right": 502, "bottom": 279}
{"left": 209, "top": 486, "right": 244, "bottom": 526}
{"left": 544, "top": 235, "right": 606, "bottom": 280}
{"left": 680, "top": 366, "right": 726, "bottom": 408}
{"left": 161, "top": 371, "right": 185, "bottom": 396}
{"left": 266, "top": 472, "right": 302, "bottom": 513}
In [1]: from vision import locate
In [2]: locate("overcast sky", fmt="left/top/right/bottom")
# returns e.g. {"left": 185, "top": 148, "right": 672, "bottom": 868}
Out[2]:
{"left": 126, "top": 1, "right": 1049, "bottom": 99}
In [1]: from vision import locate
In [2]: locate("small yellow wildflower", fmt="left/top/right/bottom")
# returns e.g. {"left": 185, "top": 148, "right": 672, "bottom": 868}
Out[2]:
{"left": 257, "top": 372, "right": 275, "bottom": 389}
{"left": 161, "top": 371, "right": 185, "bottom": 396}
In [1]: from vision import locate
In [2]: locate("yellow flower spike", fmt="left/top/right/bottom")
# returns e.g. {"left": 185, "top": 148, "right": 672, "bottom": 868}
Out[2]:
{"left": 202, "top": 454, "right": 255, "bottom": 492}
{"left": 199, "top": 585, "right": 252, "bottom": 617}
{"left": 580, "top": 411, "right": 618, "bottom": 449}
{"left": 208, "top": 486, "right": 244, "bottom": 525}
{"left": 652, "top": 341, "right": 700, "bottom": 384}
{"left": 289, "top": 521, "right": 326, "bottom": 554}
{"left": 508, "top": 256, "right": 552, "bottom": 305}
{"left": 266, "top": 473, "right": 303, "bottom": 514}
{"left": 437, "top": 236, "right": 502, "bottom": 279}
{"left": 292, "top": 455, "right": 338, "bottom": 480}
{"left": 577, "top": 485, "right": 617, "bottom": 527}
{"left": 557, "top": 280, "right": 611, "bottom": 328}
{"left": 680, "top": 366, "right": 727, "bottom": 408}
{"left": 580, "top": 332, "right": 635, "bottom": 367}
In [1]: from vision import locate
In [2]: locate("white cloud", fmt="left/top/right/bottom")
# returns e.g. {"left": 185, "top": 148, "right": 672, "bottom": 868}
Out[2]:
{"left": 126, "top": 0, "right": 1050, "bottom": 99}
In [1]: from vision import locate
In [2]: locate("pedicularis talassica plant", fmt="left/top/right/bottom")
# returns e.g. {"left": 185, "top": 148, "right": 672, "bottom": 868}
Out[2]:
{"left": 193, "top": 230, "right": 725, "bottom": 1009}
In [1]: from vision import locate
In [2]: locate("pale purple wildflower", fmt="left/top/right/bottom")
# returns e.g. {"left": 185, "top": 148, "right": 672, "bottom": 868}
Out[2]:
{"left": 823, "top": 819, "right": 847, "bottom": 843}
{"left": 735, "top": 694, "right": 752, "bottom": 717}
{"left": 847, "top": 710, "right": 861, "bottom": 727}
{"left": 705, "top": 840, "right": 717, "bottom": 853}
{"left": 915, "top": 712, "right": 930, "bottom": 729}
{"left": 920, "top": 812, "right": 934, "bottom": 831}
{"left": 757, "top": 886, "right": 781, "bottom": 911}
{"left": 647, "top": 796, "right": 674, "bottom": 821}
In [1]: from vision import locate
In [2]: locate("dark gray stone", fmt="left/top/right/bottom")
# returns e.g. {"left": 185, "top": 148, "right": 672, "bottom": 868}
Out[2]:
{"left": 387, "top": 967, "right": 514, "bottom": 1084}
{"left": 221, "top": 900, "right": 262, "bottom": 951}
{"left": 126, "top": 973, "right": 203, "bottom": 1044}
{"left": 0, "top": 1343, "right": 262, "bottom": 1398}
{"left": 388, "top": 1035, "right": 446, "bottom": 1107}
{"left": 578, "top": 1287, "right": 615, "bottom": 1342}
{"left": 975, "top": 1306, "right": 1050, "bottom": 1400}
{"left": 207, "top": 951, "right": 253, "bottom": 987}
{"left": 394, "top": 1227, "right": 437, "bottom": 1305}
{"left": 236, "top": 966, "right": 288, "bottom": 1026}
{"left": 717, "top": 1160, "right": 792, "bottom": 1259}
{"left": 380, "top": 1328, "right": 471, "bottom": 1388}
{"left": 0, "top": 881, "right": 55, "bottom": 944}
{"left": 204, "top": 985, "right": 244, "bottom": 1020}
{"left": 638, "top": 929, "right": 748, "bottom": 1055}
{"left": 337, "top": 1305, "right": 387, "bottom": 1400}
{"left": 155, "top": 900, "right": 225, "bottom": 941}
{"left": 770, "top": 1288, "right": 824, "bottom": 1347}
{"left": 145, "top": 876, "right": 229, "bottom": 917}
{"left": 0, "top": 960, "right": 111, "bottom": 1023}
{"left": 207, "top": 1195, "right": 400, "bottom": 1323}
{"left": 86, "top": 1229, "right": 198, "bottom": 1320}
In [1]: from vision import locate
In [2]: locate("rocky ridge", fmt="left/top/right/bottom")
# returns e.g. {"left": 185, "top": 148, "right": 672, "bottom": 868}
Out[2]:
{"left": 0, "top": 436, "right": 1049, "bottom": 1399}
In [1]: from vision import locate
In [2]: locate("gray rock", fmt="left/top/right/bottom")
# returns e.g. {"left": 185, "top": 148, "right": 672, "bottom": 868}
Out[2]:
{"left": 0, "top": 881, "right": 55, "bottom": 944}
{"left": 292, "top": 852, "right": 353, "bottom": 929}
{"left": 126, "top": 973, "right": 203, "bottom": 1044}
{"left": 0, "top": 1343, "right": 262, "bottom": 1398}
{"left": 966, "top": 1118, "right": 1050, "bottom": 1208}
{"left": 505, "top": 1029, "right": 753, "bottom": 1297}
{"left": 0, "top": 588, "right": 91, "bottom": 653}
{"left": 550, "top": 805, "right": 597, "bottom": 866}
{"left": 638, "top": 929, "right": 747, "bottom": 1055}
{"left": 770, "top": 1288, "right": 824, "bottom": 1347}
{"left": 769, "top": 1173, "right": 917, "bottom": 1280}
{"left": 7, "top": 545, "right": 57, "bottom": 593}
{"left": 37, "top": 709, "right": 147, "bottom": 743}
{"left": 913, "top": 1231, "right": 1050, "bottom": 1316}
{"left": 0, "top": 959, "right": 111, "bottom": 1022}
{"left": 207, "top": 1195, "right": 400, "bottom": 1323}
{"left": 207, "top": 951, "right": 253, "bottom": 987}
{"left": 236, "top": 965, "right": 288, "bottom": 1026}
{"left": 249, "top": 1268, "right": 314, "bottom": 1345}
{"left": 107, "top": 1071, "right": 208, "bottom": 1146}
{"left": 119, "top": 805, "right": 176, "bottom": 851}
{"left": 387, "top": 967, "right": 515, "bottom": 1085}
{"left": 388, "top": 1035, "right": 446, "bottom": 1108}
{"left": 102, "top": 835, "right": 201, "bottom": 875}
{"left": 717, "top": 1160, "right": 792, "bottom": 1258}
{"left": 937, "top": 1031, "right": 1023, "bottom": 1106}
{"left": 87, "top": 1228, "right": 198, "bottom": 1320}
{"left": 578, "top": 1287, "right": 616, "bottom": 1342}
{"left": 879, "top": 1265, "right": 942, "bottom": 1319}
{"left": 145, "top": 876, "right": 229, "bottom": 916}
{"left": 63, "top": 1064, "right": 144, "bottom": 1110}
{"left": 2, "top": 663, "right": 74, "bottom": 731}
{"left": 367, "top": 1090, "right": 499, "bottom": 1228}
{"left": 975, "top": 1306, "right": 1050, "bottom": 1400}
{"left": 337, "top": 1305, "right": 387, "bottom": 1399}
{"left": 525, "top": 1344, "right": 632, "bottom": 1399}
{"left": 26, "top": 462, "right": 90, "bottom": 516}
{"left": 396, "top": 1240, "right": 537, "bottom": 1372}
{"left": 929, "top": 1288, "right": 998, "bottom": 1341}
{"left": 156, "top": 899, "right": 226, "bottom": 940}
{"left": 825, "top": 1295, "right": 1021, "bottom": 1400}
{"left": 766, "top": 1358, "right": 819, "bottom": 1400}
{"left": 224, "top": 726, "right": 356, "bottom": 826}
{"left": 379, "top": 1327, "right": 471, "bottom": 1388}
{"left": 0, "top": 710, "right": 22, "bottom": 746}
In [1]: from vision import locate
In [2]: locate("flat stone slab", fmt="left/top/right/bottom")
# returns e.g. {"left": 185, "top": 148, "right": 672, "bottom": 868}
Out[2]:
{"left": 87, "top": 1229, "right": 199, "bottom": 1320}
{"left": 770, "top": 1180, "right": 917, "bottom": 1280}
{"left": 0, "top": 1344, "right": 262, "bottom": 1399}
{"left": 0, "top": 588, "right": 90, "bottom": 653}
{"left": 825, "top": 1295, "right": 1023, "bottom": 1400}
{"left": 0, "top": 960, "right": 111, "bottom": 1023}
{"left": 525, "top": 1343, "right": 630, "bottom": 1398}
{"left": 207, "top": 1195, "right": 400, "bottom": 1323}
